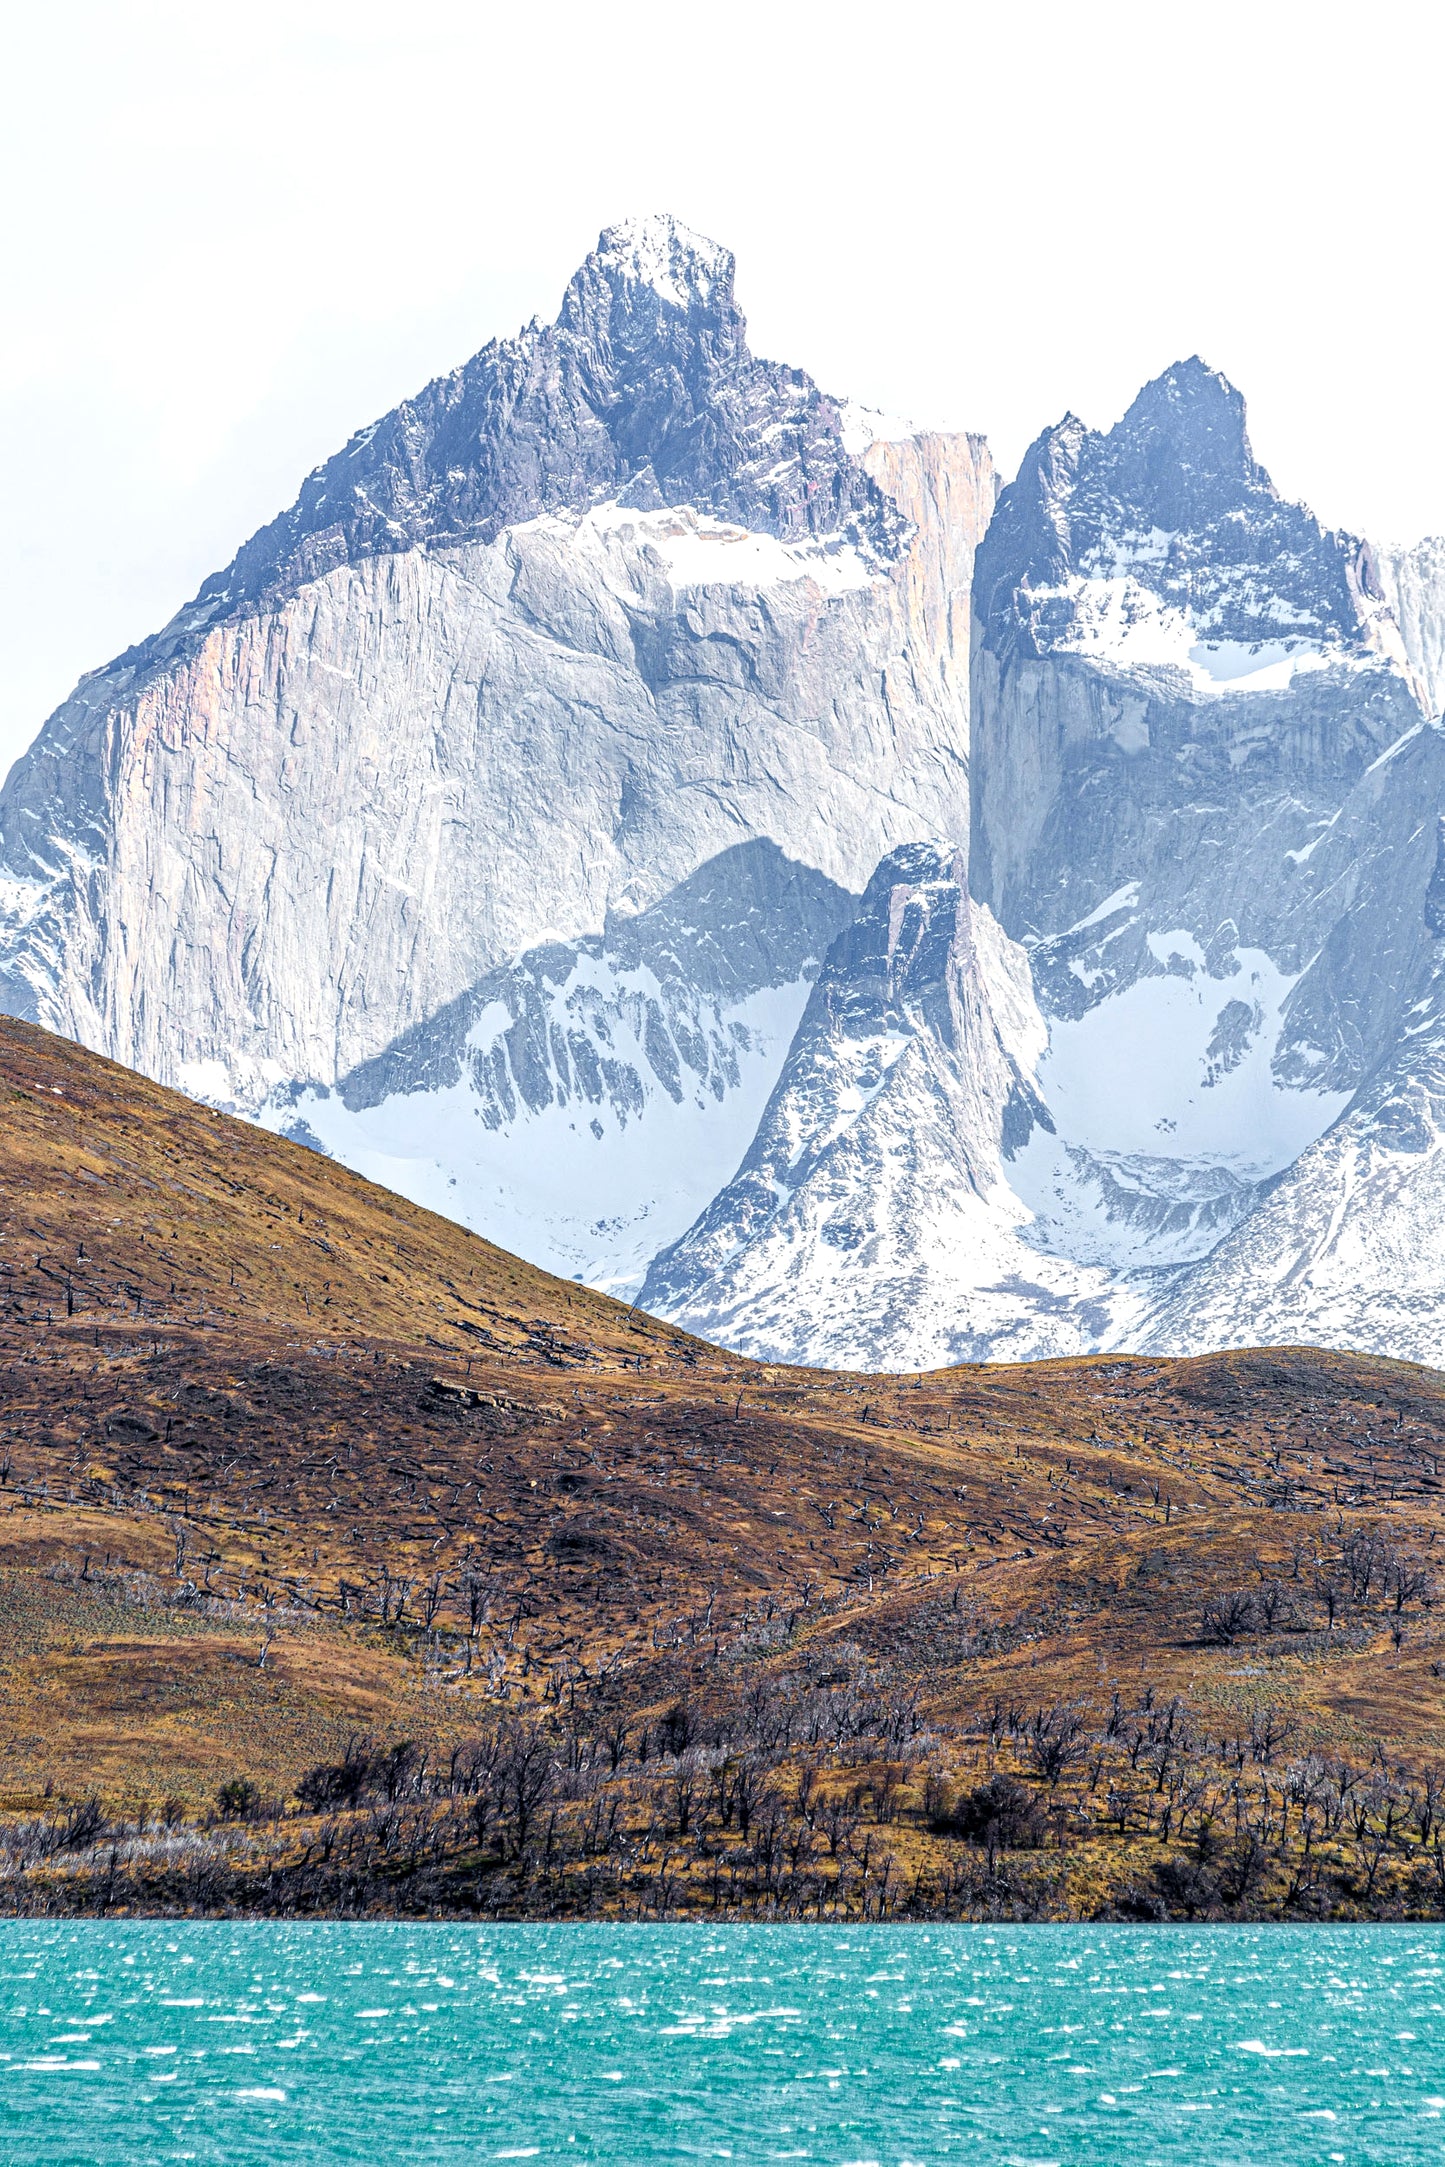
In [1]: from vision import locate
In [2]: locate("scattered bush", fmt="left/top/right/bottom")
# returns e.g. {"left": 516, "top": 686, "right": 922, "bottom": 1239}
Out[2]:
{"left": 217, "top": 1778, "right": 262, "bottom": 1822}
{"left": 296, "top": 1738, "right": 376, "bottom": 1810}
{"left": 941, "top": 1773, "right": 1046, "bottom": 1853}
{"left": 1201, "top": 1590, "right": 1256, "bottom": 1644}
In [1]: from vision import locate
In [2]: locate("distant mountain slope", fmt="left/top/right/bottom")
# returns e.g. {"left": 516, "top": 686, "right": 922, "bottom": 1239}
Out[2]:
{"left": 0, "top": 216, "right": 992, "bottom": 1102}
{"left": 5, "top": 214, "right": 1445, "bottom": 1376}
{"left": 640, "top": 842, "right": 1136, "bottom": 1365}
{"left": 1378, "top": 534, "right": 1445, "bottom": 720}
{"left": 644, "top": 362, "right": 1445, "bottom": 1367}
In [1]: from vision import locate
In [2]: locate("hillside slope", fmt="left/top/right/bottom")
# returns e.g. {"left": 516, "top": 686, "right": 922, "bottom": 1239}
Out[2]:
{"left": 3, "top": 1018, "right": 1445, "bottom": 1921}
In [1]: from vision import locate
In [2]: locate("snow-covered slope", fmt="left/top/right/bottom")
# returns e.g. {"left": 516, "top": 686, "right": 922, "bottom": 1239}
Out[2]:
{"left": 0, "top": 216, "right": 993, "bottom": 1101}
{"left": 1140, "top": 952, "right": 1445, "bottom": 1365}
{"left": 1135, "top": 720, "right": 1445, "bottom": 1362}
{"left": 260, "top": 841, "right": 855, "bottom": 1295}
{"left": 640, "top": 843, "right": 1147, "bottom": 1367}
{"left": 957, "top": 362, "right": 1436, "bottom": 1329}
{"left": 7, "top": 242, "right": 1445, "bottom": 1373}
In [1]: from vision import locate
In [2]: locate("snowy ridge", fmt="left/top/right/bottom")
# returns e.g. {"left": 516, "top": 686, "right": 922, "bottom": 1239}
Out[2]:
{"left": 592, "top": 212, "right": 733, "bottom": 310}
{"left": 562, "top": 500, "right": 876, "bottom": 596}
{"left": 261, "top": 843, "right": 857, "bottom": 1295}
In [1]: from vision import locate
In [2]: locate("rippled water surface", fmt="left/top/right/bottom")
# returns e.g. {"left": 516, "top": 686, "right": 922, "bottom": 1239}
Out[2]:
{"left": 0, "top": 1922, "right": 1442, "bottom": 2162}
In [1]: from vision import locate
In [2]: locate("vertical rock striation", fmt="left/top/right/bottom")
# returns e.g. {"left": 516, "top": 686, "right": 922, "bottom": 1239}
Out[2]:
{"left": 645, "top": 358, "right": 1445, "bottom": 1368}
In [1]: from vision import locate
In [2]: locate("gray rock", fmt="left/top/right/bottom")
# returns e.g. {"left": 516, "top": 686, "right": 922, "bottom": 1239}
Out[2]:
{"left": 644, "top": 359, "right": 1445, "bottom": 1368}
{"left": 1378, "top": 534, "right": 1445, "bottom": 720}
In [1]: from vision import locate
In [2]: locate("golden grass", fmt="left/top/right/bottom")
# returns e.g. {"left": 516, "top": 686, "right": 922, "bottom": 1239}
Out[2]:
{"left": 1, "top": 1015, "right": 1444, "bottom": 1916}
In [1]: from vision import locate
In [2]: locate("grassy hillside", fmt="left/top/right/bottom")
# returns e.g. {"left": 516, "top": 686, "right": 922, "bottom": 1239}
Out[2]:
{"left": 2, "top": 1015, "right": 1445, "bottom": 1920}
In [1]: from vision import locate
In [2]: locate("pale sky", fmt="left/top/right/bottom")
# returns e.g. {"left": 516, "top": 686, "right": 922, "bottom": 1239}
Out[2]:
{"left": 3, "top": 0, "right": 1442, "bottom": 775}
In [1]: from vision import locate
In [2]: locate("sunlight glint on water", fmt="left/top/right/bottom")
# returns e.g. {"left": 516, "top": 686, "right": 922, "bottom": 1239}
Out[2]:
{"left": 0, "top": 1922, "right": 1441, "bottom": 2163}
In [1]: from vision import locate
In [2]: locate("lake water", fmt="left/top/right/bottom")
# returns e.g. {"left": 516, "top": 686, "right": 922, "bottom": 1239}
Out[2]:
{"left": 0, "top": 1922, "right": 1441, "bottom": 2163}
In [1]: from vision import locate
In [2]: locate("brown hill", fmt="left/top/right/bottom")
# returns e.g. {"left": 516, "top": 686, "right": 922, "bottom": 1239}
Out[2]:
{"left": 2, "top": 1014, "right": 1445, "bottom": 1921}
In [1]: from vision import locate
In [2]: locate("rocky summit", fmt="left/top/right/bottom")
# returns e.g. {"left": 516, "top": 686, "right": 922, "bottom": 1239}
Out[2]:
{"left": 2, "top": 219, "right": 1445, "bottom": 1369}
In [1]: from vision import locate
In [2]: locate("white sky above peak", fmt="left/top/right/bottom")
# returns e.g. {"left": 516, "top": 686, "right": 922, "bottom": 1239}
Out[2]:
{"left": 1, "top": 0, "right": 1442, "bottom": 775}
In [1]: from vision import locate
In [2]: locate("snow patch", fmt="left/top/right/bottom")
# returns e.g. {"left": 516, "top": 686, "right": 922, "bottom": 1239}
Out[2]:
{"left": 176, "top": 1053, "right": 290, "bottom": 1110}
{"left": 839, "top": 403, "right": 920, "bottom": 455}
{"left": 263, "top": 978, "right": 813, "bottom": 1299}
{"left": 1045, "top": 574, "right": 1344, "bottom": 696}
{"left": 593, "top": 213, "right": 731, "bottom": 310}
{"left": 1031, "top": 945, "right": 1347, "bottom": 1176}
{"left": 576, "top": 502, "right": 875, "bottom": 595}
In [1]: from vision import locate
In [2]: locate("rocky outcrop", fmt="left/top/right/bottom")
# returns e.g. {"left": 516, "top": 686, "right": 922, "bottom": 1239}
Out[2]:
{"left": 645, "top": 361, "right": 1445, "bottom": 1369}
{"left": 949, "top": 359, "right": 1433, "bottom": 1323}
{"left": 639, "top": 843, "right": 1135, "bottom": 1367}
{"left": 971, "top": 359, "right": 1420, "bottom": 973}
{"left": 1136, "top": 723, "right": 1445, "bottom": 1363}
{"left": 121, "top": 214, "right": 903, "bottom": 659}
{"left": 0, "top": 218, "right": 994, "bottom": 1102}
{"left": 11, "top": 239, "right": 1445, "bottom": 1377}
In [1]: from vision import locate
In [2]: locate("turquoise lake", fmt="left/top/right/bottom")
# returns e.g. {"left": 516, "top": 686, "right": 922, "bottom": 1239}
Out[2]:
{"left": 0, "top": 1922, "right": 1442, "bottom": 2163}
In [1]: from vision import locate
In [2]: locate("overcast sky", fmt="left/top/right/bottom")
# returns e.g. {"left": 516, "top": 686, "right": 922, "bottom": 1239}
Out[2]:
{"left": 3, "top": 0, "right": 1441, "bottom": 774}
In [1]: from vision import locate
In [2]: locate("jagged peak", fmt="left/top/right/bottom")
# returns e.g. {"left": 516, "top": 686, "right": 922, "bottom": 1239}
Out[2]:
{"left": 863, "top": 838, "right": 958, "bottom": 898}
{"left": 1019, "top": 361, "right": 1254, "bottom": 483}
{"left": 1111, "top": 355, "right": 1263, "bottom": 483}
{"left": 1124, "top": 353, "right": 1239, "bottom": 415}
{"left": 584, "top": 213, "right": 735, "bottom": 311}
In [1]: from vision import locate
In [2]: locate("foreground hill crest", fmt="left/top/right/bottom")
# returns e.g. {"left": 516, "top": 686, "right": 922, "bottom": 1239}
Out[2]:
{"left": 1, "top": 1015, "right": 1444, "bottom": 1924}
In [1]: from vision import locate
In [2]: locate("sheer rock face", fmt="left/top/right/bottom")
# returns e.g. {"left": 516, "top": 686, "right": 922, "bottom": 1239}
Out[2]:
{"left": 0, "top": 217, "right": 993, "bottom": 1101}
{"left": 971, "top": 358, "right": 1420, "bottom": 985}
{"left": 947, "top": 358, "right": 1443, "bottom": 1354}
{"left": 644, "top": 363, "right": 1445, "bottom": 1369}
{"left": 1134, "top": 724, "right": 1445, "bottom": 1366}
{"left": 11, "top": 242, "right": 1445, "bottom": 1378}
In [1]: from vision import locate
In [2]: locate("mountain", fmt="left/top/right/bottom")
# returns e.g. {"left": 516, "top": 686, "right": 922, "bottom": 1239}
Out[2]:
{"left": 0, "top": 214, "right": 994, "bottom": 1105}
{"left": 5, "top": 1014, "right": 1445, "bottom": 1925}
{"left": 963, "top": 360, "right": 1445, "bottom": 1366}
{"left": 640, "top": 841, "right": 1132, "bottom": 1366}
{"left": 5, "top": 219, "right": 1445, "bottom": 1373}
